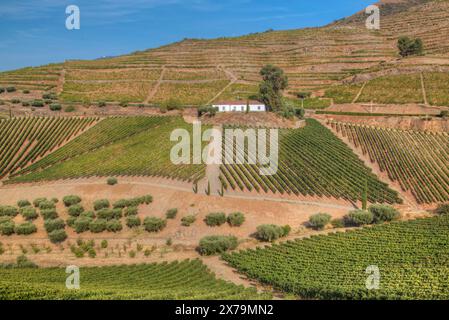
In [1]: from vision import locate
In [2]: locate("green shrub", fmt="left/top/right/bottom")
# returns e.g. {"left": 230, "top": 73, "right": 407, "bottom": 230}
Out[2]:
{"left": 39, "top": 200, "right": 55, "bottom": 210}
{"left": 17, "top": 200, "right": 31, "bottom": 208}
{"left": 49, "top": 103, "right": 62, "bottom": 111}
{"left": 398, "top": 36, "right": 423, "bottom": 57}
{"left": 63, "top": 195, "right": 82, "bottom": 207}
{"left": 66, "top": 216, "right": 77, "bottom": 228}
{"left": 96, "top": 208, "right": 114, "bottom": 220}
{"left": 309, "top": 213, "right": 332, "bottom": 230}
{"left": 181, "top": 215, "right": 196, "bottom": 226}
{"left": 16, "top": 255, "right": 37, "bottom": 268}
{"left": 11, "top": 99, "right": 20, "bottom": 104}
{"left": 369, "top": 204, "right": 400, "bottom": 223}
{"left": 15, "top": 222, "right": 37, "bottom": 235}
{"left": 143, "top": 195, "right": 153, "bottom": 204}
{"left": 98, "top": 101, "right": 107, "bottom": 108}
{"left": 33, "top": 198, "right": 47, "bottom": 208}
{"left": 0, "top": 221, "right": 15, "bottom": 236}
{"left": 23, "top": 90, "right": 30, "bottom": 94}
{"left": 345, "top": 210, "right": 374, "bottom": 226}
{"left": 107, "top": 177, "right": 118, "bottom": 185}
{"left": 20, "top": 207, "right": 38, "bottom": 221}
{"left": 126, "top": 216, "right": 141, "bottom": 228}
{"left": 331, "top": 218, "right": 345, "bottom": 228}
{"left": 6, "top": 86, "right": 16, "bottom": 92}
{"left": 112, "top": 208, "right": 122, "bottom": 219}
{"left": 44, "top": 218, "right": 65, "bottom": 233}
{"left": 143, "top": 217, "right": 167, "bottom": 232}
{"left": 106, "top": 219, "right": 123, "bottom": 232}
{"left": 80, "top": 211, "right": 95, "bottom": 219}
{"left": 51, "top": 198, "right": 59, "bottom": 204}
{"left": 22, "top": 101, "right": 30, "bottom": 106}
{"left": 198, "top": 235, "right": 238, "bottom": 256}
{"left": 68, "top": 204, "right": 84, "bottom": 217}
{"left": 166, "top": 208, "right": 178, "bottom": 219}
{"left": 124, "top": 206, "right": 138, "bottom": 216}
{"left": 41, "top": 209, "right": 58, "bottom": 220}
{"left": 255, "top": 224, "right": 290, "bottom": 242}
{"left": 89, "top": 219, "right": 107, "bottom": 233}
{"left": 48, "top": 229, "right": 67, "bottom": 243}
{"left": 0, "top": 88, "right": 4, "bottom": 94}
{"left": 113, "top": 199, "right": 129, "bottom": 208}
{"left": 227, "top": 212, "right": 245, "bottom": 227}
{"left": 0, "top": 216, "right": 12, "bottom": 224}
{"left": 74, "top": 217, "right": 92, "bottom": 233}
{"left": 205, "top": 212, "right": 226, "bottom": 226}
{"left": 93, "top": 199, "right": 110, "bottom": 211}
{"left": 435, "top": 203, "right": 449, "bottom": 215}
{"left": 31, "top": 100, "right": 44, "bottom": 107}
{"left": 101, "top": 240, "right": 108, "bottom": 249}
{"left": 0, "top": 205, "right": 18, "bottom": 217}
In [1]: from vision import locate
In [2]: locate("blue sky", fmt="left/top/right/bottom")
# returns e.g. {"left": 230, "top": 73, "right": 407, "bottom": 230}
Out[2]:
{"left": 0, "top": 0, "right": 374, "bottom": 71}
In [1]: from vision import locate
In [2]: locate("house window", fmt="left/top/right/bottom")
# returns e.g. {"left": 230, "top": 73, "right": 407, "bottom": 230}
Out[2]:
{"left": 258, "top": 106, "right": 261, "bottom": 110}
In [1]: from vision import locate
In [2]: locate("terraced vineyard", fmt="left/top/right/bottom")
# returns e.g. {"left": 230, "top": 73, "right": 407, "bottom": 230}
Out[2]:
{"left": 330, "top": 122, "right": 449, "bottom": 204}
{"left": 8, "top": 116, "right": 207, "bottom": 183}
{"left": 223, "top": 215, "right": 449, "bottom": 300}
{"left": 0, "top": 64, "right": 62, "bottom": 91}
{"left": 0, "top": 259, "right": 269, "bottom": 300}
{"left": 0, "top": 117, "right": 97, "bottom": 178}
{"left": 220, "top": 119, "right": 401, "bottom": 204}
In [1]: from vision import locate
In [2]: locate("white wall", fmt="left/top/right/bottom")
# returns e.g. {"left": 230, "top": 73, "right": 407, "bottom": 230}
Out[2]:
{"left": 212, "top": 104, "right": 266, "bottom": 112}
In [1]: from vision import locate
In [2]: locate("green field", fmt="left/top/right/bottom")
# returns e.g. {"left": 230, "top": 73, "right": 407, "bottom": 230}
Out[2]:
{"left": 220, "top": 119, "right": 401, "bottom": 204}
{"left": 0, "top": 259, "right": 269, "bottom": 300}
{"left": 9, "top": 116, "right": 207, "bottom": 183}
{"left": 223, "top": 215, "right": 449, "bottom": 300}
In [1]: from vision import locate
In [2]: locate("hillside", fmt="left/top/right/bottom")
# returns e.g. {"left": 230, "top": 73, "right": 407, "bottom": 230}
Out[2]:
{"left": 1, "top": 0, "right": 448, "bottom": 107}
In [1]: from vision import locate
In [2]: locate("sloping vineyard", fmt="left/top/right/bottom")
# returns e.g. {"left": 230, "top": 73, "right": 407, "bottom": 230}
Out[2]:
{"left": 0, "top": 117, "right": 97, "bottom": 179}
{"left": 220, "top": 119, "right": 401, "bottom": 204}
{"left": 223, "top": 215, "right": 449, "bottom": 300}
{"left": 330, "top": 122, "right": 449, "bottom": 204}
{"left": 0, "top": 259, "right": 269, "bottom": 300}
{"left": 13, "top": 116, "right": 171, "bottom": 177}
{"left": 8, "top": 116, "right": 207, "bottom": 183}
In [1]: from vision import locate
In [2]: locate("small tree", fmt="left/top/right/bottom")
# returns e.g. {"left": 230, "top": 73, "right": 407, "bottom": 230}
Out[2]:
{"left": 345, "top": 210, "right": 373, "bottom": 226}
{"left": 204, "top": 212, "right": 226, "bottom": 226}
{"left": 297, "top": 91, "right": 311, "bottom": 108}
{"left": 398, "top": 36, "right": 423, "bottom": 57}
{"left": 308, "top": 213, "right": 331, "bottom": 230}
{"left": 259, "top": 65, "right": 288, "bottom": 112}
{"left": 198, "top": 235, "right": 238, "bottom": 255}
{"left": 227, "top": 212, "right": 245, "bottom": 227}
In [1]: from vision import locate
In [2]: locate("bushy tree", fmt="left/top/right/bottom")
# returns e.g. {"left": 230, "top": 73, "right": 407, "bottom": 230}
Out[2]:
{"left": 63, "top": 195, "right": 82, "bottom": 207}
{"left": 204, "top": 212, "right": 227, "bottom": 226}
{"left": 48, "top": 229, "right": 67, "bottom": 243}
{"left": 106, "top": 219, "right": 123, "bottom": 232}
{"left": 369, "top": 204, "right": 400, "bottom": 223}
{"left": 259, "top": 65, "right": 288, "bottom": 112}
{"left": 255, "top": 224, "right": 290, "bottom": 242}
{"left": 93, "top": 199, "right": 110, "bottom": 211}
{"left": 44, "top": 218, "right": 65, "bottom": 233}
{"left": 198, "top": 235, "right": 238, "bottom": 255}
{"left": 17, "top": 200, "right": 31, "bottom": 208}
{"left": 0, "top": 221, "right": 15, "bottom": 236}
{"left": 20, "top": 207, "right": 38, "bottom": 221}
{"left": 345, "top": 210, "right": 373, "bottom": 226}
{"left": 144, "top": 217, "right": 167, "bottom": 232}
{"left": 41, "top": 209, "right": 58, "bottom": 220}
{"left": 89, "top": 219, "right": 107, "bottom": 233}
{"left": 227, "top": 212, "right": 245, "bottom": 227}
{"left": 166, "top": 208, "right": 178, "bottom": 219}
{"left": 14, "top": 222, "right": 37, "bottom": 235}
{"left": 181, "top": 215, "right": 196, "bottom": 226}
{"left": 309, "top": 213, "right": 331, "bottom": 230}
{"left": 398, "top": 36, "right": 423, "bottom": 57}
{"left": 126, "top": 216, "right": 141, "bottom": 228}
{"left": 74, "top": 217, "right": 93, "bottom": 233}
{"left": 68, "top": 204, "right": 84, "bottom": 217}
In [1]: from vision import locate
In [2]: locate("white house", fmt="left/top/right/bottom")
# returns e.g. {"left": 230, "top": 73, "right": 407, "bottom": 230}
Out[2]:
{"left": 212, "top": 101, "right": 266, "bottom": 112}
